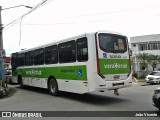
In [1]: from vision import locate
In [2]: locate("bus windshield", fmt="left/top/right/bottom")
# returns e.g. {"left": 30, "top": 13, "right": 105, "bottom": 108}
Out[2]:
{"left": 98, "top": 33, "right": 127, "bottom": 53}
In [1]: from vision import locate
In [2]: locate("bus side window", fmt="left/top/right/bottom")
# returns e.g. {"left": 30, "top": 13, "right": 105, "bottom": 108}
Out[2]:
{"left": 25, "top": 51, "right": 34, "bottom": 66}
{"left": 18, "top": 53, "right": 25, "bottom": 66}
{"left": 34, "top": 48, "right": 44, "bottom": 65}
{"left": 29, "top": 51, "right": 34, "bottom": 66}
{"left": 77, "top": 37, "right": 88, "bottom": 62}
{"left": 45, "top": 45, "right": 58, "bottom": 64}
{"left": 11, "top": 53, "right": 18, "bottom": 72}
{"left": 25, "top": 52, "right": 30, "bottom": 66}
{"left": 58, "top": 40, "right": 76, "bottom": 63}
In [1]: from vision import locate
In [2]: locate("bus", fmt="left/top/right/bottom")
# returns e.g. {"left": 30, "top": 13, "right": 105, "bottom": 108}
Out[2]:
{"left": 11, "top": 31, "right": 132, "bottom": 96}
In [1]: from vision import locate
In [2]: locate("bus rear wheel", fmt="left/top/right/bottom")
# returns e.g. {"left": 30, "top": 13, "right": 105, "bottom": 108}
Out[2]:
{"left": 48, "top": 78, "right": 59, "bottom": 96}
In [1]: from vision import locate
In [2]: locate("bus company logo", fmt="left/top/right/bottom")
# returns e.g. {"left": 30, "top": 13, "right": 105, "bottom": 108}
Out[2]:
{"left": 110, "top": 55, "right": 121, "bottom": 58}
{"left": 104, "top": 63, "right": 128, "bottom": 69}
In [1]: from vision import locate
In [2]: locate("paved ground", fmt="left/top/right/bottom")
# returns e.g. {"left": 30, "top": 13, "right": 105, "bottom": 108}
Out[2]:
{"left": 0, "top": 82, "right": 159, "bottom": 120}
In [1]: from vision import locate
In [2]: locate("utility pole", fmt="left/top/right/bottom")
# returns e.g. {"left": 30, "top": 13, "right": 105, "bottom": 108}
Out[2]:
{"left": 0, "top": 7, "right": 3, "bottom": 49}
{"left": 0, "top": 5, "right": 33, "bottom": 96}
{"left": 0, "top": 5, "right": 32, "bottom": 92}
{"left": 0, "top": 6, "right": 5, "bottom": 90}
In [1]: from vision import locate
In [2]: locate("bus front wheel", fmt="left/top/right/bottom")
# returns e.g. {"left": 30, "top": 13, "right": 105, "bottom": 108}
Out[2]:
{"left": 48, "top": 78, "right": 59, "bottom": 96}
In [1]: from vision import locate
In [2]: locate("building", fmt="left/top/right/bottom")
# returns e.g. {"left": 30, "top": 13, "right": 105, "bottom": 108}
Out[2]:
{"left": 130, "top": 34, "right": 160, "bottom": 77}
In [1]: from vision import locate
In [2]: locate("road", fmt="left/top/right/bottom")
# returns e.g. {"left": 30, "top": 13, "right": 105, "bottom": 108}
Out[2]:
{"left": 0, "top": 82, "right": 160, "bottom": 120}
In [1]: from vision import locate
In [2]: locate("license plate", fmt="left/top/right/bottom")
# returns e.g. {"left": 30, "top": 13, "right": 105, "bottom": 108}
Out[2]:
{"left": 114, "top": 75, "right": 120, "bottom": 80}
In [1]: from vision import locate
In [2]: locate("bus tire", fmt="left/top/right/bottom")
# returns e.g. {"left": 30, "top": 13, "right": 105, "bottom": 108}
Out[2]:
{"left": 48, "top": 78, "right": 59, "bottom": 96}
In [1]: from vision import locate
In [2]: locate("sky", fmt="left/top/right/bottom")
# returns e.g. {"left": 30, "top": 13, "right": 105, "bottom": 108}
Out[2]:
{"left": 1, "top": 0, "right": 160, "bottom": 56}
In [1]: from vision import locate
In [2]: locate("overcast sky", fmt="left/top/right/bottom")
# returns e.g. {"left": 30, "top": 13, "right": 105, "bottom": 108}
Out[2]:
{"left": 1, "top": 0, "right": 160, "bottom": 56}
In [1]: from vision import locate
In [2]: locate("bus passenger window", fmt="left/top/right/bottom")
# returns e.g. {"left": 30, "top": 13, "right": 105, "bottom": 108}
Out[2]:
{"left": 77, "top": 37, "right": 88, "bottom": 62}
{"left": 58, "top": 40, "right": 76, "bottom": 63}
{"left": 45, "top": 45, "right": 58, "bottom": 64}
{"left": 18, "top": 53, "right": 25, "bottom": 66}
{"left": 25, "top": 51, "right": 34, "bottom": 66}
{"left": 34, "top": 48, "right": 44, "bottom": 65}
{"left": 25, "top": 52, "right": 30, "bottom": 66}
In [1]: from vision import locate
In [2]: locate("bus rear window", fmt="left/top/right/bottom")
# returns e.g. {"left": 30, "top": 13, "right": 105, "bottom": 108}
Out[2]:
{"left": 98, "top": 33, "right": 127, "bottom": 53}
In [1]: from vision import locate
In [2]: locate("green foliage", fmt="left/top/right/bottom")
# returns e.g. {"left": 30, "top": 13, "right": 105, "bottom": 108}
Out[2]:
{"left": 147, "top": 54, "right": 160, "bottom": 71}
{"left": 136, "top": 53, "right": 149, "bottom": 71}
{"left": 138, "top": 75, "right": 145, "bottom": 79}
{"left": 136, "top": 53, "right": 149, "bottom": 61}
{"left": 136, "top": 53, "right": 160, "bottom": 71}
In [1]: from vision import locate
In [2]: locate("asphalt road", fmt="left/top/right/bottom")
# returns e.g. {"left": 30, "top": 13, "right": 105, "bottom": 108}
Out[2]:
{"left": 0, "top": 82, "right": 160, "bottom": 120}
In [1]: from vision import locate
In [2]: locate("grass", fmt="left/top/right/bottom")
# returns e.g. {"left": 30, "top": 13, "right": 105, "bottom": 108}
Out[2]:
{"left": 136, "top": 78, "right": 145, "bottom": 82}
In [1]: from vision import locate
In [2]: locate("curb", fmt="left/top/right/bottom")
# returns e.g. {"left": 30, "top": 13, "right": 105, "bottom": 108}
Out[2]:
{"left": 133, "top": 77, "right": 138, "bottom": 82}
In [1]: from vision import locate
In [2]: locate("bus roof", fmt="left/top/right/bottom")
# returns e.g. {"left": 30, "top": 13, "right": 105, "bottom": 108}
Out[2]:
{"left": 13, "top": 30, "right": 126, "bottom": 54}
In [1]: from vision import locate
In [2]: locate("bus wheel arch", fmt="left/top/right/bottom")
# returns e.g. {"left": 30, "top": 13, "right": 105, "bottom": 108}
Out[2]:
{"left": 48, "top": 76, "right": 59, "bottom": 96}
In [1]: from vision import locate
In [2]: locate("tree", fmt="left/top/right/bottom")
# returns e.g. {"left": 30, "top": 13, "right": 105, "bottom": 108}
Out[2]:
{"left": 135, "top": 53, "right": 160, "bottom": 78}
{"left": 136, "top": 53, "right": 149, "bottom": 71}
{"left": 147, "top": 54, "right": 160, "bottom": 71}
{"left": 136, "top": 53, "right": 160, "bottom": 71}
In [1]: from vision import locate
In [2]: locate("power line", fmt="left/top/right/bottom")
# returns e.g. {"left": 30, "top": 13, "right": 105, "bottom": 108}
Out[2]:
{"left": 30, "top": 4, "right": 160, "bottom": 21}
{"left": 2, "top": 0, "right": 52, "bottom": 31}
{"left": 17, "top": 4, "right": 160, "bottom": 27}
{"left": 21, "top": 8, "right": 159, "bottom": 27}
{"left": 2, "top": 0, "right": 53, "bottom": 46}
{"left": 3, "top": 2, "right": 160, "bottom": 29}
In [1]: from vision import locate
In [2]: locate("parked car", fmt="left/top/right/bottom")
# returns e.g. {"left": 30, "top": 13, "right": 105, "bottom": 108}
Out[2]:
{"left": 145, "top": 71, "right": 160, "bottom": 84}
{"left": 5, "top": 68, "right": 12, "bottom": 84}
{"left": 152, "top": 87, "right": 160, "bottom": 110}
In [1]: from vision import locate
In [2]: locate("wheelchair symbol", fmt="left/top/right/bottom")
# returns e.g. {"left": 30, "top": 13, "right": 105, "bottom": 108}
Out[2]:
{"left": 78, "top": 69, "right": 82, "bottom": 76}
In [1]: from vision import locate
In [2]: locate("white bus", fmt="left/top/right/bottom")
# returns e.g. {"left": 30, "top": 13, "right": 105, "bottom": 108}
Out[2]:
{"left": 11, "top": 31, "right": 132, "bottom": 96}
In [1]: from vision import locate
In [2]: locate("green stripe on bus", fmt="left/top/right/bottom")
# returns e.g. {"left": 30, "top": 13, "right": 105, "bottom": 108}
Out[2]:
{"left": 15, "top": 65, "right": 87, "bottom": 81}
{"left": 99, "top": 59, "right": 130, "bottom": 74}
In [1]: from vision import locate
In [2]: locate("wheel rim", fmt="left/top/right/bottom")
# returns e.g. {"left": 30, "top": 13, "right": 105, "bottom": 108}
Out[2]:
{"left": 50, "top": 82, "right": 56, "bottom": 93}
